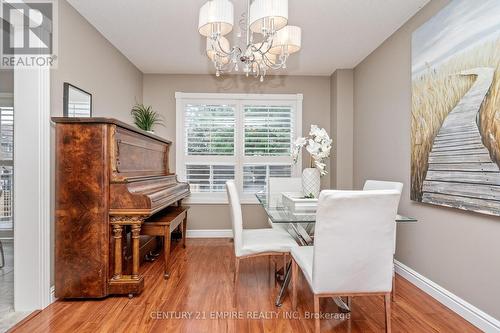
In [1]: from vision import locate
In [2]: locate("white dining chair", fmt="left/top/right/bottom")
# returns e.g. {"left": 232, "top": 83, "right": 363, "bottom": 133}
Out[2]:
{"left": 363, "top": 180, "right": 403, "bottom": 300}
{"left": 268, "top": 177, "right": 302, "bottom": 209}
{"left": 291, "top": 190, "right": 400, "bottom": 333}
{"left": 226, "top": 180, "right": 298, "bottom": 306}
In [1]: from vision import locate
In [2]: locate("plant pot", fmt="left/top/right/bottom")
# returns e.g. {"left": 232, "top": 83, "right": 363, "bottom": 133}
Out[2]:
{"left": 147, "top": 130, "right": 154, "bottom": 134}
{"left": 302, "top": 168, "right": 320, "bottom": 198}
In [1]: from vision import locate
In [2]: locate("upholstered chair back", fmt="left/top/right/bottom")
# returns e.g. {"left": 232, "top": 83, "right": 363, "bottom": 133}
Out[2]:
{"left": 363, "top": 180, "right": 403, "bottom": 253}
{"left": 312, "top": 190, "right": 400, "bottom": 294}
{"left": 363, "top": 180, "right": 403, "bottom": 196}
{"left": 268, "top": 177, "right": 302, "bottom": 207}
{"left": 226, "top": 180, "right": 244, "bottom": 257}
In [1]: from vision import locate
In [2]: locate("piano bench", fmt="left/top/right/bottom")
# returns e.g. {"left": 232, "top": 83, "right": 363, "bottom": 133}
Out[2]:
{"left": 142, "top": 206, "right": 189, "bottom": 279}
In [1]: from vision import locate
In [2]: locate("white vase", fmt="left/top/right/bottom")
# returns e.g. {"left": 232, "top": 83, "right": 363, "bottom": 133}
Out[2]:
{"left": 302, "top": 168, "right": 320, "bottom": 198}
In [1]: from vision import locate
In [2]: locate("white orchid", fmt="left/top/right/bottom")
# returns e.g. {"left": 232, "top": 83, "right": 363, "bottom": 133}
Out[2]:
{"left": 291, "top": 137, "right": 307, "bottom": 164}
{"left": 294, "top": 137, "right": 307, "bottom": 147}
{"left": 291, "top": 124, "right": 332, "bottom": 176}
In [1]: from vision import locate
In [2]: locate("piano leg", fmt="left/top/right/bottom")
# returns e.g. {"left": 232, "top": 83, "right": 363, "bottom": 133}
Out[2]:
{"left": 112, "top": 224, "right": 123, "bottom": 279}
{"left": 131, "top": 224, "right": 141, "bottom": 280}
{"left": 108, "top": 216, "right": 145, "bottom": 297}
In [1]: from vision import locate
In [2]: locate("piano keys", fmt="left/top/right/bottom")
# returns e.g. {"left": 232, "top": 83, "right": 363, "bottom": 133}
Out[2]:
{"left": 53, "top": 117, "right": 190, "bottom": 298}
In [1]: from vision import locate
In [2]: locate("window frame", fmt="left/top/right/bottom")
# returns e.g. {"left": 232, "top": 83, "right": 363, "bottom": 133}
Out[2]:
{"left": 176, "top": 92, "right": 303, "bottom": 204}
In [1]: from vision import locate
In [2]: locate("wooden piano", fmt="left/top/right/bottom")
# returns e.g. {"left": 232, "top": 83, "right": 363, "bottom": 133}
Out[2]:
{"left": 53, "top": 117, "right": 190, "bottom": 298}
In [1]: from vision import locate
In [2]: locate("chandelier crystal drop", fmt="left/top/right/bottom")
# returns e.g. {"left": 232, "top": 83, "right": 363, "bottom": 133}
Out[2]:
{"left": 198, "top": 0, "right": 302, "bottom": 81}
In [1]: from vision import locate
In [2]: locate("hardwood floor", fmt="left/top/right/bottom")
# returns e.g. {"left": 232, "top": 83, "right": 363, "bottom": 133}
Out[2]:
{"left": 11, "top": 238, "right": 480, "bottom": 333}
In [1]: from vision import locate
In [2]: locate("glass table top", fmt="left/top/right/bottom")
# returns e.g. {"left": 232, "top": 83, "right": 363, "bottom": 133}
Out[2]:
{"left": 255, "top": 192, "right": 417, "bottom": 224}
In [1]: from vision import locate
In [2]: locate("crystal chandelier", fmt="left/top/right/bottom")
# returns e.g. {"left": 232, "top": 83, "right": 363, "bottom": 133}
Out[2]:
{"left": 198, "top": 0, "right": 302, "bottom": 81}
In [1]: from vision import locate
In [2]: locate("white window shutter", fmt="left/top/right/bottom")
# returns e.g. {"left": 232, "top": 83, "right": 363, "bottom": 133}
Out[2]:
{"left": 185, "top": 104, "right": 235, "bottom": 156}
{"left": 244, "top": 105, "right": 293, "bottom": 156}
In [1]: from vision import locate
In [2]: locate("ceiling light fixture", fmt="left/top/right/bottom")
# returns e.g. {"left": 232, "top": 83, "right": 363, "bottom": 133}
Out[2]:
{"left": 198, "top": 0, "right": 302, "bottom": 81}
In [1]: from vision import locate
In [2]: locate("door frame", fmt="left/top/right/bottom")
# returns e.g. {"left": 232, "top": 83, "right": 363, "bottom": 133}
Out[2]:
{"left": 13, "top": 65, "right": 51, "bottom": 311}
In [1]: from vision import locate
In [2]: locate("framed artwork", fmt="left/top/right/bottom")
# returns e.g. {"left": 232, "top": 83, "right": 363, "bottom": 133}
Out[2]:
{"left": 411, "top": 0, "right": 500, "bottom": 215}
{"left": 63, "top": 82, "right": 92, "bottom": 117}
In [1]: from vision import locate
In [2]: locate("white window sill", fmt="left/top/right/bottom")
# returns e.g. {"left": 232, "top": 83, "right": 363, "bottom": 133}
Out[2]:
{"left": 182, "top": 195, "right": 260, "bottom": 205}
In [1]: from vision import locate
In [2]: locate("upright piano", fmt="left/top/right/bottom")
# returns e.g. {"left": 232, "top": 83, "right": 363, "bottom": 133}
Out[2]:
{"left": 53, "top": 118, "right": 190, "bottom": 298}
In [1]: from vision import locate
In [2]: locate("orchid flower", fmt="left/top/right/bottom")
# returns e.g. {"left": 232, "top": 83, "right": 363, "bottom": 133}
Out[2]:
{"left": 291, "top": 124, "right": 332, "bottom": 177}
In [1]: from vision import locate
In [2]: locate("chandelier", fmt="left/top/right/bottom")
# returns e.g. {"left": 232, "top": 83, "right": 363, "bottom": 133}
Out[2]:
{"left": 198, "top": 0, "right": 302, "bottom": 81}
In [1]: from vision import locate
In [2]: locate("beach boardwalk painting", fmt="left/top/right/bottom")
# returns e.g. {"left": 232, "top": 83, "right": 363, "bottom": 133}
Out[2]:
{"left": 411, "top": 0, "right": 500, "bottom": 216}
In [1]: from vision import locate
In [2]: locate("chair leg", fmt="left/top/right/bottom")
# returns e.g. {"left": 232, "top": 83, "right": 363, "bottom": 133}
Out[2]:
{"left": 384, "top": 293, "right": 392, "bottom": 333}
{"left": 163, "top": 232, "right": 171, "bottom": 279}
{"left": 273, "top": 256, "right": 277, "bottom": 286}
{"left": 283, "top": 252, "right": 287, "bottom": 272}
{"left": 314, "top": 295, "right": 320, "bottom": 333}
{"left": 233, "top": 257, "right": 240, "bottom": 307}
{"left": 291, "top": 258, "right": 298, "bottom": 311}
{"left": 347, "top": 296, "right": 352, "bottom": 308}
{"left": 182, "top": 213, "right": 187, "bottom": 249}
{"left": 268, "top": 255, "right": 272, "bottom": 285}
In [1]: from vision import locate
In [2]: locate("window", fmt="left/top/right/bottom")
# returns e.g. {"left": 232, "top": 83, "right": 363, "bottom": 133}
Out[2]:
{"left": 0, "top": 102, "right": 13, "bottom": 229}
{"left": 176, "top": 93, "right": 302, "bottom": 203}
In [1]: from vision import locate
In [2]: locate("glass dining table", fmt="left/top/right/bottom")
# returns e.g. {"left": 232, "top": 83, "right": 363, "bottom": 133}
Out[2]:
{"left": 255, "top": 191, "right": 417, "bottom": 309}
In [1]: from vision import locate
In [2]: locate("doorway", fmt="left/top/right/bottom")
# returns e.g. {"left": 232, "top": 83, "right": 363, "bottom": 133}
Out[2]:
{"left": 0, "top": 81, "right": 18, "bottom": 329}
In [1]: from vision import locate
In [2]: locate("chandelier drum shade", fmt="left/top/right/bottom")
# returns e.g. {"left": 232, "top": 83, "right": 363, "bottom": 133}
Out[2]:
{"left": 249, "top": 0, "right": 288, "bottom": 34}
{"left": 198, "top": 0, "right": 234, "bottom": 37}
{"left": 269, "top": 25, "right": 301, "bottom": 55}
{"left": 198, "top": 0, "right": 302, "bottom": 81}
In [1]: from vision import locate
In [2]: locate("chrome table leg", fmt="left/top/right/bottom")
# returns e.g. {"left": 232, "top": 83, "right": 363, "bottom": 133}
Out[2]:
{"left": 275, "top": 260, "right": 291, "bottom": 307}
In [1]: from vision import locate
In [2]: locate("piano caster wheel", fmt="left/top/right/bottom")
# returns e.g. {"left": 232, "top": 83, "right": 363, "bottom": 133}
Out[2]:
{"left": 163, "top": 273, "right": 170, "bottom": 279}
{"left": 128, "top": 293, "right": 134, "bottom": 299}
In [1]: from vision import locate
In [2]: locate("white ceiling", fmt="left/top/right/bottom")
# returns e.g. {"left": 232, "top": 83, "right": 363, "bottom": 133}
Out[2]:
{"left": 67, "top": 0, "right": 429, "bottom": 76}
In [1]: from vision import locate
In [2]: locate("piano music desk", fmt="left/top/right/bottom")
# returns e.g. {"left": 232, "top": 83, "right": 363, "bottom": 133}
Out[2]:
{"left": 142, "top": 206, "right": 188, "bottom": 279}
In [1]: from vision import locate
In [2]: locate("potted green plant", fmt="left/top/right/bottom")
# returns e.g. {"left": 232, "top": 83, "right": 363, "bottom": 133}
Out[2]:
{"left": 130, "top": 103, "right": 163, "bottom": 133}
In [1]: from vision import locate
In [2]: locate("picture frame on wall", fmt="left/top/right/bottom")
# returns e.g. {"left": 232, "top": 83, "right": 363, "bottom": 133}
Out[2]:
{"left": 63, "top": 82, "right": 92, "bottom": 117}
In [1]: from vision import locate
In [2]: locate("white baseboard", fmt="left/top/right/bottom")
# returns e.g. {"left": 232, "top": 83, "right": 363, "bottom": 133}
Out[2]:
{"left": 395, "top": 260, "right": 500, "bottom": 333}
{"left": 50, "top": 285, "right": 56, "bottom": 304}
{"left": 186, "top": 229, "right": 233, "bottom": 238}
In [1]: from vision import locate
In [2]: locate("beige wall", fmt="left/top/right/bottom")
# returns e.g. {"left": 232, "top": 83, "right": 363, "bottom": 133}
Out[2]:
{"left": 0, "top": 70, "right": 13, "bottom": 93}
{"left": 353, "top": 0, "right": 500, "bottom": 319}
{"left": 330, "top": 69, "right": 354, "bottom": 189}
{"left": 51, "top": 0, "right": 143, "bottom": 119}
{"left": 143, "top": 74, "right": 331, "bottom": 229}
{"left": 49, "top": 0, "right": 144, "bottom": 284}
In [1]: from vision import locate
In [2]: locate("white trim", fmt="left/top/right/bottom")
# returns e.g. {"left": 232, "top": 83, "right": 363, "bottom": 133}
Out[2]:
{"left": 13, "top": 66, "right": 51, "bottom": 311}
{"left": 175, "top": 92, "right": 303, "bottom": 101}
{"left": 395, "top": 260, "right": 500, "bottom": 333}
{"left": 186, "top": 229, "right": 233, "bottom": 238}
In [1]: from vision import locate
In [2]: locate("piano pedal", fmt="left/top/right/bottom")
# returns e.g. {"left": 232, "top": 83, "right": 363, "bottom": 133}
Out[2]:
{"left": 145, "top": 250, "right": 160, "bottom": 262}
{"left": 128, "top": 293, "right": 134, "bottom": 299}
